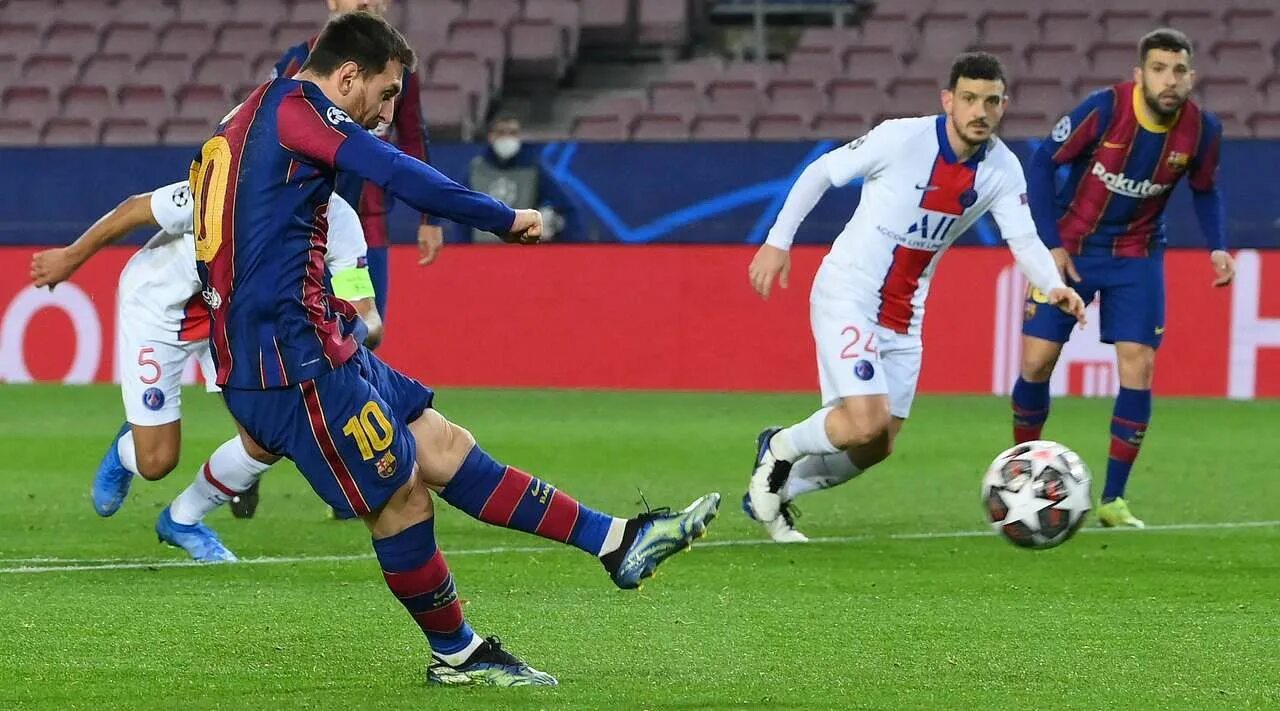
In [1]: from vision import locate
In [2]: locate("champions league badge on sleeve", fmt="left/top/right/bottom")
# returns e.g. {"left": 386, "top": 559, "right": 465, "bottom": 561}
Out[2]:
{"left": 959, "top": 189, "right": 978, "bottom": 208}
{"left": 142, "top": 387, "right": 166, "bottom": 411}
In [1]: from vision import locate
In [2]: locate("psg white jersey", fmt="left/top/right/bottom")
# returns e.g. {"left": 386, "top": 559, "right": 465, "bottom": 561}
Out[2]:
{"left": 767, "top": 115, "right": 1059, "bottom": 336}
{"left": 118, "top": 181, "right": 366, "bottom": 341}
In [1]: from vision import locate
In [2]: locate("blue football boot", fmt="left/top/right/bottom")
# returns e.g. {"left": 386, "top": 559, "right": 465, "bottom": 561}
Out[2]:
{"left": 91, "top": 422, "right": 134, "bottom": 517}
{"left": 156, "top": 506, "right": 237, "bottom": 563}
{"left": 602, "top": 492, "right": 720, "bottom": 590}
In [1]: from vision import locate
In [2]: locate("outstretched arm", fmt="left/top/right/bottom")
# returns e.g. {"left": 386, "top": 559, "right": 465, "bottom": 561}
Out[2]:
{"left": 30, "top": 191, "right": 159, "bottom": 288}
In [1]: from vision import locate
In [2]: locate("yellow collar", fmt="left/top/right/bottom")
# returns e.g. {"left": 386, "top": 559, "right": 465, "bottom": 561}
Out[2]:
{"left": 1131, "top": 84, "right": 1177, "bottom": 134}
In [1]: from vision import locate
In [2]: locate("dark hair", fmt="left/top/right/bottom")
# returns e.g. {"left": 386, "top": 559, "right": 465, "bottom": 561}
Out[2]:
{"left": 1138, "top": 28, "right": 1193, "bottom": 64}
{"left": 948, "top": 52, "right": 1006, "bottom": 90}
{"left": 301, "top": 11, "right": 416, "bottom": 77}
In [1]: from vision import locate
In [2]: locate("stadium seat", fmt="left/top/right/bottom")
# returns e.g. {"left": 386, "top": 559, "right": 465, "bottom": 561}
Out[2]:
{"left": 691, "top": 114, "right": 750, "bottom": 141}
{"left": 177, "top": 0, "right": 235, "bottom": 25}
{"left": 0, "top": 54, "right": 18, "bottom": 86}
{"left": 1263, "top": 77, "right": 1280, "bottom": 112}
{"left": 979, "top": 11, "right": 1039, "bottom": 53}
{"left": 916, "top": 11, "right": 980, "bottom": 64}
{"left": 580, "top": 0, "right": 633, "bottom": 48}
{"left": 42, "top": 117, "right": 98, "bottom": 146}
{"left": 649, "top": 80, "right": 702, "bottom": 117}
{"left": 117, "top": 85, "right": 171, "bottom": 125}
{"left": 58, "top": 0, "right": 117, "bottom": 28}
{"left": 843, "top": 45, "right": 903, "bottom": 87}
{"left": 888, "top": 78, "right": 943, "bottom": 118}
{"left": 581, "top": 92, "right": 648, "bottom": 124}
{"left": 115, "top": 0, "right": 177, "bottom": 27}
{"left": 571, "top": 114, "right": 629, "bottom": 141}
{"left": 194, "top": 53, "right": 251, "bottom": 88}
{"left": 812, "top": 112, "right": 869, "bottom": 139}
{"left": 101, "top": 118, "right": 159, "bottom": 146}
{"left": 101, "top": 22, "right": 161, "bottom": 59}
{"left": 999, "top": 110, "right": 1050, "bottom": 139}
{"left": 1200, "top": 78, "right": 1260, "bottom": 116}
{"left": 1224, "top": 8, "right": 1278, "bottom": 44}
{"left": 405, "top": 0, "right": 464, "bottom": 35}
{"left": 161, "top": 117, "right": 215, "bottom": 145}
{"left": 275, "top": 22, "right": 318, "bottom": 48}
{"left": 785, "top": 47, "right": 843, "bottom": 84}
{"left": 1162, "top": 10, "right": 1225, "bottom": 49}
{"left": 0, "top": 118, "right": 40, "bottom": 146}
{"left": 61, "top": 85, "right": 112, "bottom": 125}
{"left": 0, "top": 24, "right": 43, "bottom": 61}
{"left": 1088, "top": 42, "right": 1135, "bottom": 80}
{"left": 447, "top": 20, "right": 507, "bottom": 72}
{"left": 507, "top": 19, "right": 566, "bottom": 81}
{"left": 1208, "top": 40, "right": 1272, "bottom": 84}
{"left": 753, "top": 113, "right": 810, "bottom": 140}
{"left": 1012, "top": 78, "right": 1070, "bottom": 119}
{"left": 797, "top": 27, "right": 853, "bottom": 53}
{"left": 1039, "top": 11, "right": 1098, "bottom": 52}
{"left": 136, "top": 54, "right": 194, "bottom": 93}
{"left": 176, "top": 84, "right": 232, "bottom": 120}
{"left": 968, "top": 43, "right": 1028, "bottom": 79}
{"left": 857, "top": 14, "right": 917, "bottom": 55}
{"left": 420, "top": 82, "right": 474, "bottom": 140}
{"left": 638, "top": 0, "right": 690, "bottom": 47}
{"left": 767, "top": 79, "right": 826, "bottom": 122}
{"left": 231, "top": 1, "right": 289, "bottom": 30}
{"left": 464, "top": 0, "right": 522, "bottom": 29}
{"left": 719, "top": 60, "right": 782, "bottom": 88}
{"left": 158, "top": 22, "right": 217, "bottom": 57}
{"left": 1100, "top": 9, "right": 1155, "bottom": 44}
{"left": 80, "top": 54, "right": 136, "bottom": 91}
{"left": 20, "top": 54, "right": 79, "bottom": 91}
{"left": 706, "top": 80, "right": 765, "bottom": 116}
{"left": 2, "top": 84, "right": 55, "bottom": 124}
{"left": 429, "top": 51, "right": 491, "bottom": 114}
{"left": 523, "top": 0, "right": 582, "bottom": 58}
{"left": 1248, "top": 112, "right": 1280, "bottom": 139}
{"left": 3, "top": 0, "right": 59, "bottom": 32}
{"left": 826, "top": 78, "right": 882, "bottom": 120}
{"left": 663, "top": 57, "right": 726, "bottom": 90}
{"left": 217, "top": 23, "right": 276, "bottom": 57}
{"left": 45, "top": 23, "right": 105, "bottom": 60}
{"left": 631, "top": 113, "right": 690, "bottom": 141}
{"left": 289, "top": 2, "right": 331, "bottom": 27}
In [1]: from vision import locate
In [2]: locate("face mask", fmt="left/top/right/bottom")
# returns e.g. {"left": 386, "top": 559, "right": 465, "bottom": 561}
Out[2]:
{"left": 491, "top": 136, "right": 521, "bottom": 161}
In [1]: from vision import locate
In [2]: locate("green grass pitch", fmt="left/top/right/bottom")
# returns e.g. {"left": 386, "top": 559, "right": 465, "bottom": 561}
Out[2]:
{"left": 1, "top": 385, "right": 1277, "bottom": 709}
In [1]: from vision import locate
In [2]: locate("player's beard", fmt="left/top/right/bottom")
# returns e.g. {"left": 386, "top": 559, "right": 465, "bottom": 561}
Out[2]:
{"left": 1141, "top": 84, "right": 1186, "bottom": 119}
{"left": 953, "top": 116, "right": 994, "bottom": 147}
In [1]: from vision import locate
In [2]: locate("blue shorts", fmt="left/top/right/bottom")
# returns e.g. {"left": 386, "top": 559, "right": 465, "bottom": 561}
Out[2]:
{"left": 1022, "top": 252, "right": 1165, "bottom": 349}
{"left": 223, "top": 348, "right": 432, "bottom": 517}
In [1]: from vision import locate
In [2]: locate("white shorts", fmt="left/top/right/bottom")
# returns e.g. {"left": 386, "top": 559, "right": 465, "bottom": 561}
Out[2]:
{"left": 118, "top": 328, "right": 218, "bottom": 427}
{"left": 810, "top": 296, "right": 923, "bottom": 419}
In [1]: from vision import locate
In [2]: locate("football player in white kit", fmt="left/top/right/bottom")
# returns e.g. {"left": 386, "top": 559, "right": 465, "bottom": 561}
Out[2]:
{"left": 743, "top": 53, "right": 1086, "bottom": 542}
{"left": 29, "top": 181, "right": 378, "bottom": 561}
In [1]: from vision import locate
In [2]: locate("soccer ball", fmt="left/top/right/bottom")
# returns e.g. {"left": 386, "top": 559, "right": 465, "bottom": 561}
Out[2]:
{"left": 981, "top": 440, "right": 1091, "bottom": 549}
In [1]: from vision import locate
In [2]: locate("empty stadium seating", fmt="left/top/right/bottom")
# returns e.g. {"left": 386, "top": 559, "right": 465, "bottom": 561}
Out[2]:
{"left": 0, "top": 0, "right": 1276, "bottom": 144}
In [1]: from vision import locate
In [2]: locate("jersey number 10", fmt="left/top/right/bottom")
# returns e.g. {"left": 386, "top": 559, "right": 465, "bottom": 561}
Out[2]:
{"left": 190, "top": 136, "right": 232, "bottom": 263}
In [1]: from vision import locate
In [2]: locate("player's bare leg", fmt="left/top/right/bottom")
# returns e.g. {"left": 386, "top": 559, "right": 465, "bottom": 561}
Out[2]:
{"left": 362, "top": 468, "right": 557, "bottom": 687}
{"left": 1097, "top": 341, "right": 1155, "bottom": 529}
{"left": 1011, "top": 335, "right": 1065, "bottom": 444}
{"left": 92, "top": 421, "right": 182, "bottom": 516}
{"left": 409, "top": 409, "right": 720, "bottom": 590}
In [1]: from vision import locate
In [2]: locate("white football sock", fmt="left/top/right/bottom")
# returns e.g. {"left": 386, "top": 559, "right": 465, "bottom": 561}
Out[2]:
{"left": 784, "top": 452, "right": 862, "bottom": 499}
{"left": 169, "top": 437, "right": 271, "bottom": 525}
{"left": 116, "top": 430, "right": 139, "bottom": 476}
{"left": 596, "top": 517, "right": 629, "bottom": 557}
{"left": 771, "top": 407, "right": 839, "bottom": 461}
{"left": 435, "top": 632, "right": 484, "bottom": 667}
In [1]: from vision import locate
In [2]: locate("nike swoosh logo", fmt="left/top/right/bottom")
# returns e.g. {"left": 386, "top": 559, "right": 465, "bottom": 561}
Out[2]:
{"left": 300, "top": 358, "right": 321, "bottom": 367}
{"left": 1103, "top": 141, "right": 1128, "bottom": 149}
{"left": 915, "top": 183, "right": 940, "bottom": 191}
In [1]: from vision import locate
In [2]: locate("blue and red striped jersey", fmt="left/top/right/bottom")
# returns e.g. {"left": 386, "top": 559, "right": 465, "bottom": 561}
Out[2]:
{"left": 274, "top": 37, "right": 434, "bottom": 243}
{"left": 1030, "top": 81, "right": 1223, "bottom": 257}
{"left": 192, "top": 79, "right": 515, "bottom": 389}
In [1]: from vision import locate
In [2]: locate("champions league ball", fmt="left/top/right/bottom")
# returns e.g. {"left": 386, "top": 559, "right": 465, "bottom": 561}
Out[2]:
{"left": 981, "top": 441, "right": 1091, "bottom": 550}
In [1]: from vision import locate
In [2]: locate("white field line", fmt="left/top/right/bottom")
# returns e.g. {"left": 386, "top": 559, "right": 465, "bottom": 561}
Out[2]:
{"left": 1, "top": 519, "right": 1277, "bottom": 575}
